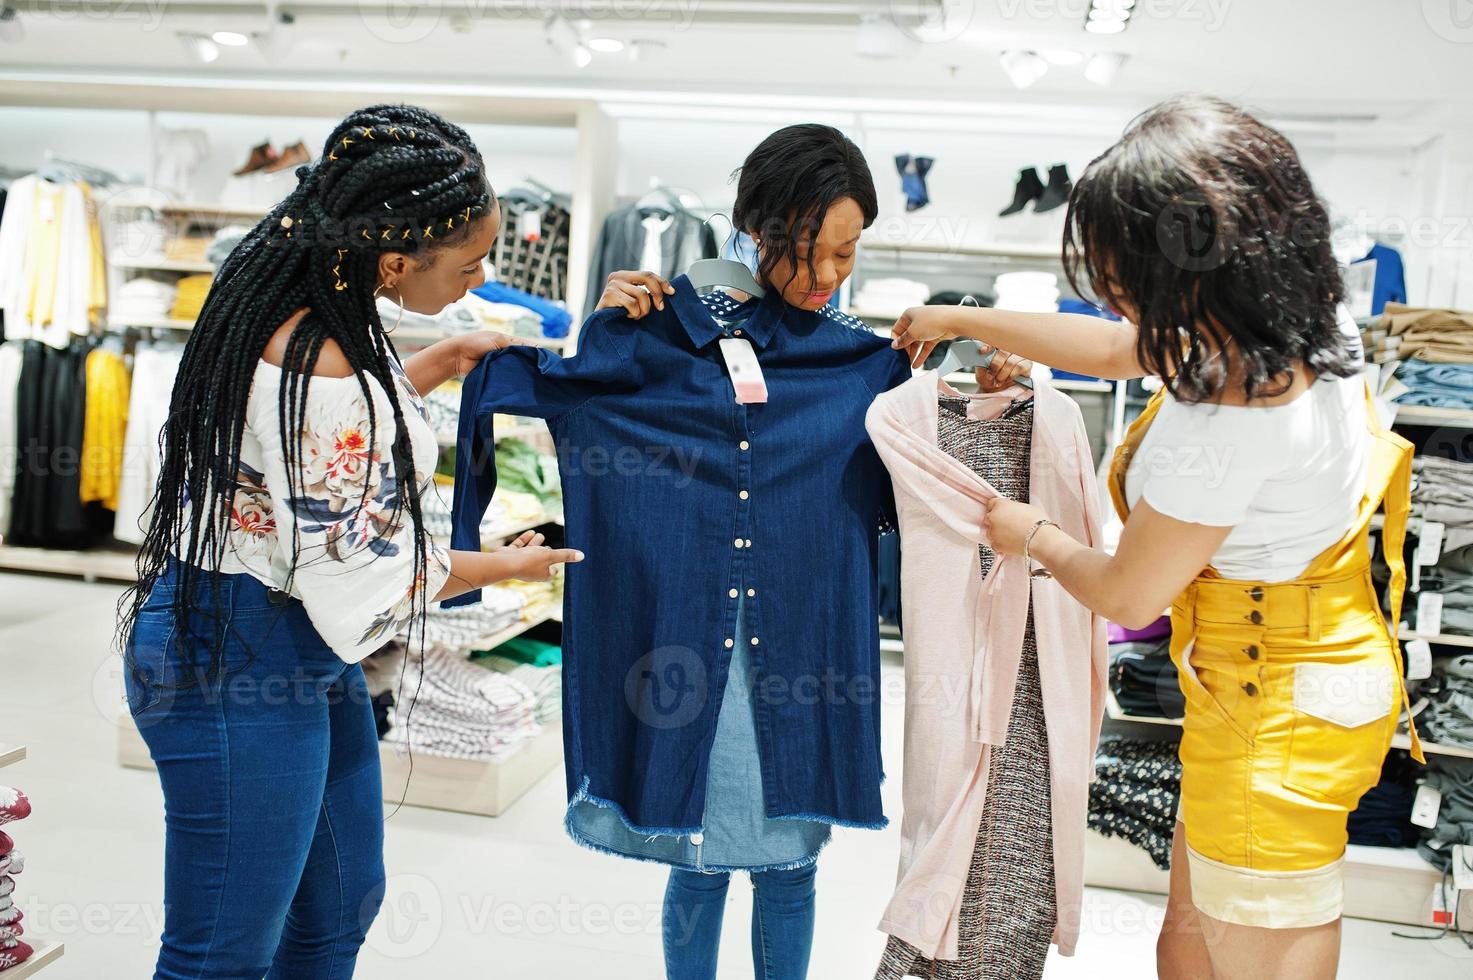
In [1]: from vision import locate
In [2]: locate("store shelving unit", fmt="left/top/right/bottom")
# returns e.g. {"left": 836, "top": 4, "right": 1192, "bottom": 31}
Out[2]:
{"left": 1097, "top": 690, "right": 1473, "bottom": 925}
{"left": 0, "top": 746, "right": 66, "bottom": 975}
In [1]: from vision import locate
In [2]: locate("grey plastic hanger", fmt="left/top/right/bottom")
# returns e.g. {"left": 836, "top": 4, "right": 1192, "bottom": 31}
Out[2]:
{"left": 935, "top": 295, "right": 1032, "bottom": 388}
{"left": 687, "top": 221, "right": 765, "bottom": 298}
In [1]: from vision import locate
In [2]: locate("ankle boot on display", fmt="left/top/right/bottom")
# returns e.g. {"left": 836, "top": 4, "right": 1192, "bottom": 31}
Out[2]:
{"left": 1035, "top": 163, "right": 1073, "bottom": 213}
{"left": 999, "top": 166, "right": 1045, "bottom": 217}
{"left": 265, "top": 140, "right": 311, "bottom": 174}
{"left": 233, "top": 141, "right": 279, "bottom": 177}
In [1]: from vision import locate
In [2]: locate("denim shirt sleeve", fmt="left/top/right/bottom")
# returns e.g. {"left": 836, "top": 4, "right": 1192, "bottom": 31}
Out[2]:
{"left": 445, "top": 309, "right": 641, "bottom": 607}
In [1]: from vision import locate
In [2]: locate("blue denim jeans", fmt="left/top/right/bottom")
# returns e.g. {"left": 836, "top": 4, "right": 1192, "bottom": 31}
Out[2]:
{"left": 662, "top": 863, "right": 817, "bottom": 980}
{"left": 125, "top": 562, "right": 386, "bottom": 980}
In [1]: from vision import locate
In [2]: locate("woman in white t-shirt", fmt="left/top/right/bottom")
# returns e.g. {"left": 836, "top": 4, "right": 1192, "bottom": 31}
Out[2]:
{"left": 891, "top": 95, "right": 1421, "bottom": 980}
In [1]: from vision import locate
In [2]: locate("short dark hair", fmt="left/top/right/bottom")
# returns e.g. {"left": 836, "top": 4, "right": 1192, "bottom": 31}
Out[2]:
{"left": 1063, "top": 95, "right": 1359, "bottom": 403}
{"left": 732, "top": 123, "right": 878, "bottom": 291}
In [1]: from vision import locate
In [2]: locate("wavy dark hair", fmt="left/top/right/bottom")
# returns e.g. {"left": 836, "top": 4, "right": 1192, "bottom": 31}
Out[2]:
{"left": 117, "top": 104, "right": 493, "bottom": 684}
{"left": 1063, "top": 95, "right": 1358, "bottom": 403}
{"left": 732, "top": 123, "right": 878, "bottom": 291}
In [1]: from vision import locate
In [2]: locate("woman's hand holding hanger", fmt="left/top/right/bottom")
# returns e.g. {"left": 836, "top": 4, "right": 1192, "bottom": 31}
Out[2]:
{"left": 891, "top": 306, "right": 1033, "bottom": 389}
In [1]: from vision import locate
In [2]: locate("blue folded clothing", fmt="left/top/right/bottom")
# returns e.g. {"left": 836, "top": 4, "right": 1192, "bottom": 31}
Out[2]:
{"left": 472, "top": 281, "right": 573, "bottom": 339}
{"left": 1395, "top": 359, "right": 1473, "bottom": 410}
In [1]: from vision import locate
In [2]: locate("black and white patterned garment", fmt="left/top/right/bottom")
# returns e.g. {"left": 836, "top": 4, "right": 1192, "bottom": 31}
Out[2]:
{"left": 876, "top": 395, "right": 1056, "bottom": 980}
{"left": 1089, "top": 737, "right": 1182, "bottom": 870}
{"left": 493, "top": 199, "right": 571, "bottom": 301}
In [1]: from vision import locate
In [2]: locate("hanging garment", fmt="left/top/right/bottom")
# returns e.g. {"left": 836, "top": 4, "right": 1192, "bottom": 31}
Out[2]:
{"left": 0, "top": 342, "right": 22, "bottom": 538}
{"left": 583, "top": 206, "right": 718, "bottom": 317}
{"left": 1108, "top": 383, "right": 1425, "bottom": 929}
{"left": 874, "top": 395, "right": 1055, "bottom": 980}
{"left": 865, "top": 373, "right": 1106, "bottom": 961}
{"left": 0, "top": 178, "right": 105, "bottom": 349}
{"left": 493, "top": 197, "right": 572, "bottom": 303}
{"left": 450, "top": 275, "right": 912, "bottom": 838}
{"left": 114, "top": 347, "right": 182, "bottom": 544}
{"left": 7, "top": 341, "right": 92, "bottom": 547}
{"left": 80, "top": 348, "right": 130, "bottom": 511}
{"left": 1352, "top": 242, "right": 1407, "bottom": 316}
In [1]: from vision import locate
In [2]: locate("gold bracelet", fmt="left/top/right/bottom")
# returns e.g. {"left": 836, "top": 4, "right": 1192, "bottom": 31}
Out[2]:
{"left": 1023, "top": 518, "right": 1059, "bottom": 580}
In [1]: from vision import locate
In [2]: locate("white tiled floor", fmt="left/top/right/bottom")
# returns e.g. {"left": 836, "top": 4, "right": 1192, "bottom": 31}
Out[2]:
{"left": 2, "top": 570, "right": 1471, "bottom": 978}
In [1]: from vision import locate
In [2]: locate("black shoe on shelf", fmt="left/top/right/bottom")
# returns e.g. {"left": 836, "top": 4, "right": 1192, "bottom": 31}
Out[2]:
{"left": 998, "top": 167, "right": 1045, "bottom": 217}
{"left": 1034, "top": 163, "right": 1073, "bottom": 213}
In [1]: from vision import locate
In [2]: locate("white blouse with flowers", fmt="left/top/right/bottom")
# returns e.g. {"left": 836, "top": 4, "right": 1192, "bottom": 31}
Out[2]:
{"left": 191, "top": 349, "right": 452, "bottom": 664}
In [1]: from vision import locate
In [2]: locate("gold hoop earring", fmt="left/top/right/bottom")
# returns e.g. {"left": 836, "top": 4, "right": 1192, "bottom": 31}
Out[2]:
{"left": 373, "top": 282, "right": 405, "bottom": 334}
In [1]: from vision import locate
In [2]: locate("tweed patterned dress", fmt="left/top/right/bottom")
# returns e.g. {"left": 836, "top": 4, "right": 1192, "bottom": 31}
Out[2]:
{"left": 875, "top": 396, "right": 1057, "bottom": 980}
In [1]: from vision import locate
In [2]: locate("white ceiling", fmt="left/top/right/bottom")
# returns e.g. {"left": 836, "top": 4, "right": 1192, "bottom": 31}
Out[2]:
{"left": 2, "top": 0, "right": 1471, "bottom": 123}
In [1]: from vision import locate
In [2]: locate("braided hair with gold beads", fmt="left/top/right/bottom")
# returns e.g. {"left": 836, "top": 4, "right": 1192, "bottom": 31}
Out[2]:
{"left": 118, "top": 104, "right": 494, "bottom": 684}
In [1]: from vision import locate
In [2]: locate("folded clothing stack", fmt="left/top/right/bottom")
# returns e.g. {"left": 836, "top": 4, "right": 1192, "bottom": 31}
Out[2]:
{"left": 475, "top": 637, "right": 562, "bottom": 726}
{"left": 1415, "top": 655, "right": 1473, "bottom": 750}
{"left": 851, "top": 277, "right": 930, "bottom": 318}
{"left": 169, "top": 273, "right": 214, "bottom": 322}
{"left": 1089, "top": 737, "right": 1182, "bottom": 870}
{"left": 418, "top": 480, "right": 540, "bottom": 544}
{"left": 205, "top": 225, "right": 253, "bottom": 267}
{"left": 495, "top": 437, "right": 561, "bottom": 512}
{"left": 469, "top": 281, "right": 572, "bottom": 339}
{"left": 1412, "top": 567, "right": 1473, "bottom": 637}
{"left": 1383, "top": 304, "right": 1473, "bottom": 364}
{"left": 383, "top": 644, "right": 540, "bottom": 761}
{"left": 1347, "top": 755, "right": 1422, "bottom": 848}
{"left": 401, "top": 589, "right": 528, "bottom": 652}
{"left": 0, "top": 791, "right": 33, "bottom": 972}
{"left": 164, "top": 235, "right": 211, "bottom": 266}
{"left": 469, "top": 301, "right": 545, "bottom": 340}
{"left": 112, "top": 278, "right": 178, "bottom": 324}
{"left": 1109, "top": 634, "right": 1184, "bottom": 720}
{"left": 1396, "top": 361, "right": 1473, "bottom": 410}
{"left": 1415, "top": 757, "right": 1473, "bottom": 873}
{"left": 993, "top": 271, "right": 1059, "bottom": 314}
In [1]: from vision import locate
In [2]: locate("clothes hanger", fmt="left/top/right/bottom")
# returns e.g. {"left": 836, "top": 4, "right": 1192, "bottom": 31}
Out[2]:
{"left": 934, "top": 294, "right": 1033, "bottom": 389}
{"left": 686, "top": 223, "right": 765, "bottom": 298}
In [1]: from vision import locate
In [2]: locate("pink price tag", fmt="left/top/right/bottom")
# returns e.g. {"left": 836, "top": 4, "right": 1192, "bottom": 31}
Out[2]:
{"left": 719, "top": 338, "right": 768, "bottom": 404}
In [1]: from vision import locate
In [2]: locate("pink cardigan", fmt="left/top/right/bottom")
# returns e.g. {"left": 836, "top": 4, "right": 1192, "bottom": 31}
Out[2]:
{"left": 865, "top": 372, "right": 1107, "bottom": 960}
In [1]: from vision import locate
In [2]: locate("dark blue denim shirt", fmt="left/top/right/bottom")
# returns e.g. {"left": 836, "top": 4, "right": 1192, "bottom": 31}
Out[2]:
{"left": 449, "top": 276, "right": 912, "bottom": 832}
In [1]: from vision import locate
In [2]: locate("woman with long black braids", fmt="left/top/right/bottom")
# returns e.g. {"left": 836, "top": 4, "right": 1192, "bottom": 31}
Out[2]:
{"left": 117, "top": 104, "right": 581, "bottom": 978}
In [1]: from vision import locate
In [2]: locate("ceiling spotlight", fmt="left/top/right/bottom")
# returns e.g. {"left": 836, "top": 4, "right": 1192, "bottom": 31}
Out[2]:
{"left": 178, "top": 32, "right": 220, "bottom": 63}
{"left": 588, "top": 36, "right": 624, "bottom": 53}
{"left": 998, "top": 49, "right": 1048, "bottom": 90}
{"left": 1084, "top": 51, "right": 1127, "bottom": 85}
{"left": 545, "top": 12, "right": 594, "bottom": 68}
{"left": 1084, "top": 17, "right": 1127, "bottom": 34}
{"left": 1041, "top": 48, "right": 1084, "bottom": 66}
{"left": 211, "top": 30, "right": 249, "bottom": 46}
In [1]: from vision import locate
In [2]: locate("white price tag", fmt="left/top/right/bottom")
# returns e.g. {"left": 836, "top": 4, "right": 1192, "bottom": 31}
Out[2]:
{"left": 1417, "top": 592, "right": 1444, "bottom": 637}
{"left": 517, "top": 209, "right": 542, "bottom": 242}
{"left": 1418, "top": 521, "right": 1446, "bottom": 566}
{"left": 1411, "top": 782, "right": 1442, "bottom": 830}
{"left": 1454, "top": 844, "right": 1473, "bottom": 893}
{"left": 718, "top": 338, "right": 768, "bottom": 404}
{"left": 1431, "top": 882, "right": 1454, "bottom": 927}
{"left": 1405, "top": 638, "right": 1433, "bottom": 681}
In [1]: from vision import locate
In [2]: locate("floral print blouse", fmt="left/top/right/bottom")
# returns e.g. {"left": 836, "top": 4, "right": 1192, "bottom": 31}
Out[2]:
{"left": 200, "top": 351, "right": 452, "bottom": 664}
